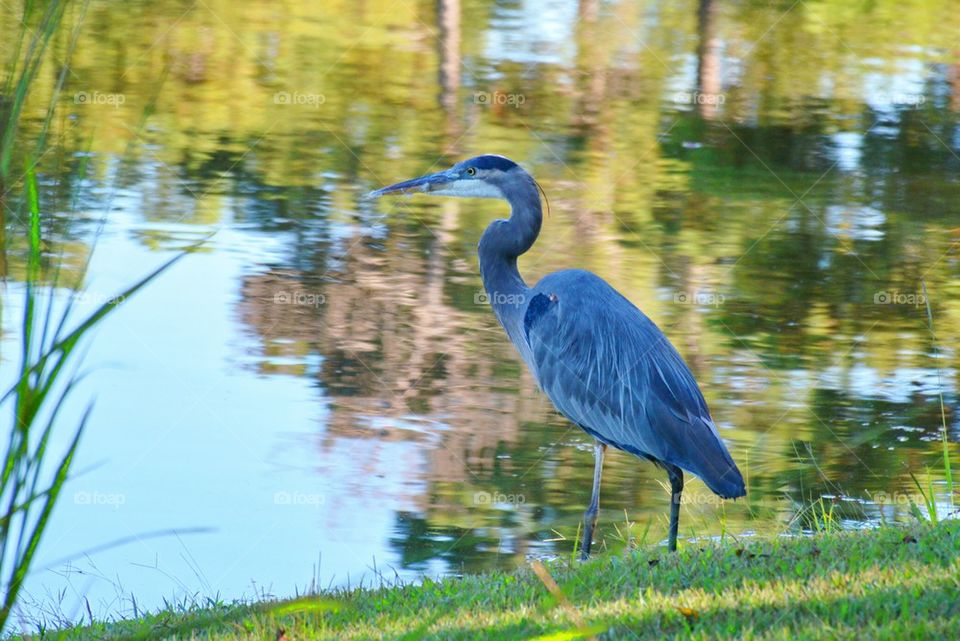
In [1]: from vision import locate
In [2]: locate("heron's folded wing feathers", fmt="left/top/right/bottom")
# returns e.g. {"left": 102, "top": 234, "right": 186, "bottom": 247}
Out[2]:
{"left": 523, "top": 272, "right": 744, "bottom": 498}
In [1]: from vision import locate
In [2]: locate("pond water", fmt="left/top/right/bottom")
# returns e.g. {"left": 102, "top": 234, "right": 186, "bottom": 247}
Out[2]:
{"left": 2, "top": 0, "right": 959, "bottom": 628}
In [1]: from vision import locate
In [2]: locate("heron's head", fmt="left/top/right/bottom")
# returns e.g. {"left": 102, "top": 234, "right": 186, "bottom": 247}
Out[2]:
{"left": 369, "top": 155, "right": 524, "bottom": 200}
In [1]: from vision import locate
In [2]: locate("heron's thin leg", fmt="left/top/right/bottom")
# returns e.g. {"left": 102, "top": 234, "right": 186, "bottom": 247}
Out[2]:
{"left": 665, "top": 464, "right": 684, "bottom": 552}
{"left": 580, "top": 440, "right": 606, "bottom": 561}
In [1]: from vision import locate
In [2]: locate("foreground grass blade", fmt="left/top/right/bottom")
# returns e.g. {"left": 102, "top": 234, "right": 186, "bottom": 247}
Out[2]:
{"left": 0, "top": 164, "right": 185, "bottom": 633}
{"left": 920, "top": 281, "right": 954, "bottom": 505}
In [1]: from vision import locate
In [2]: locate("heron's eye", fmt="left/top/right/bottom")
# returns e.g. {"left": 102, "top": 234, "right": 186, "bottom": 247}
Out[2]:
{"left": 465, "top": 167, "right": 477, "bottom": 177}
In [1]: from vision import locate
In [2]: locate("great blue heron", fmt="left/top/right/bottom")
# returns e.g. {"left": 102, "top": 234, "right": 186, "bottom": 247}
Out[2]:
{"left": 370, "top": 155, "right": 745, "bottom": 558}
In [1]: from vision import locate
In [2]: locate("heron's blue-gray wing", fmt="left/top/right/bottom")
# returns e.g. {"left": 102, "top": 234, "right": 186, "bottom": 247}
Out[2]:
{"left": 523, "top": 271, "right": 744, "bottom": 498}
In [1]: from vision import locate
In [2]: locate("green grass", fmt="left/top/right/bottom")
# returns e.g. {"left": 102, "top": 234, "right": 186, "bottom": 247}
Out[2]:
{"left": 21, "top": 521, "right": 960, "bottom": 641}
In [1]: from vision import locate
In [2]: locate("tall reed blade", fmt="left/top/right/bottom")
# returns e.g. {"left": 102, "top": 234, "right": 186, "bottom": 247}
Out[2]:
{"left": 0, "top": 165, "right": 184, "bottom": 632}
{"left": 920, "top": 280, "right": 955, "bottom": 519}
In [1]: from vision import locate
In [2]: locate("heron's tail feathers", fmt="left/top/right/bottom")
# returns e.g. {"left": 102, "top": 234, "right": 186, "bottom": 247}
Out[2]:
{"left": 693, "top": 435, "right": 745, "bottom": 499}
{"left": 672, "top": 418, "right": 745, "bottom": 499}
{"left": 701, "top": 460, "right": 746, "bottom": 499}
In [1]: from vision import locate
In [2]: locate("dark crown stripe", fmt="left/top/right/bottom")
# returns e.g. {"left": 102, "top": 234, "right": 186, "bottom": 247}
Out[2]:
{"left": 470, "top": 155, "right": 518, "bottom": 171}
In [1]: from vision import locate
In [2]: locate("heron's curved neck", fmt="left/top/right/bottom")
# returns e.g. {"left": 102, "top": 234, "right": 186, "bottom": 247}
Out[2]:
{"left": 478, "top": 172, "right": 542, "bottom": 331}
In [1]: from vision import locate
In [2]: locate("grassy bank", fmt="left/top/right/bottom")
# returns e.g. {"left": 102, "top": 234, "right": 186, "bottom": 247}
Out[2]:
{"left": 22, "top": 521, "right": 960, "bottom": 641}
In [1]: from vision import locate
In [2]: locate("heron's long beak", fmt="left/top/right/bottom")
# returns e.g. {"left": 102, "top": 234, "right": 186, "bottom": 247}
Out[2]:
{"left": 368, "top": 169, "right": 456, "bottom": 198}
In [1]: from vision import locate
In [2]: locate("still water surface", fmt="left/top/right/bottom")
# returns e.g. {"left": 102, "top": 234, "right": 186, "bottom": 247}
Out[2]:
{"left": 2, "top": 0, "right": 959, "bottom": 626}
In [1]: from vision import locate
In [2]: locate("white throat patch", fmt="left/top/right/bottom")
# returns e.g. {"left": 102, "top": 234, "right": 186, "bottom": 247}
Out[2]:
{"left": 434, "top": 180, "right": 503, "bottom": 199}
